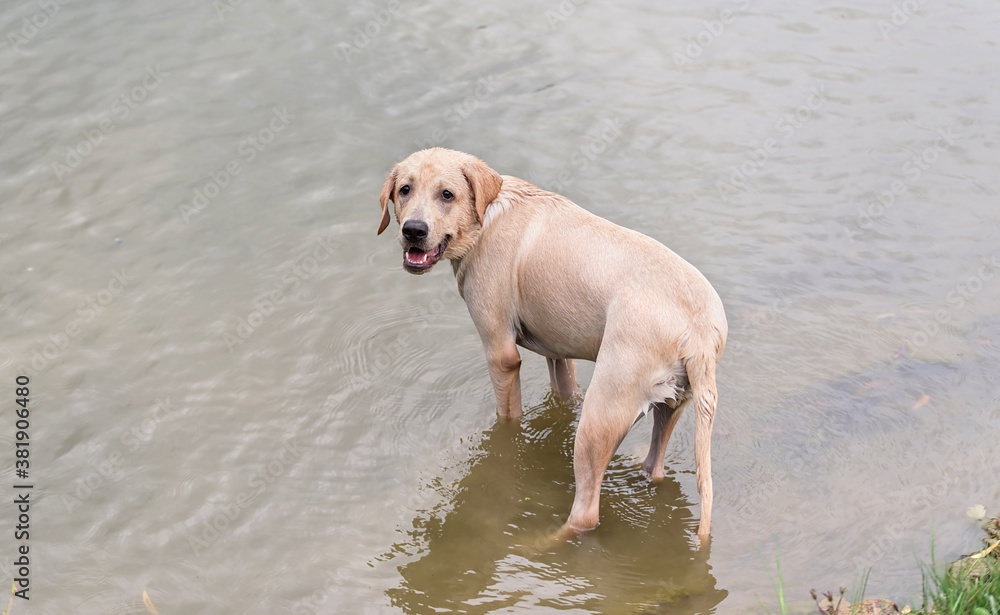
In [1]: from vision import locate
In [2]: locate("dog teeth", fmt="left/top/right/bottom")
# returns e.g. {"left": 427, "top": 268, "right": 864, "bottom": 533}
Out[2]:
{"left": 407, "top": 250, "right": 428, "bottom": 264}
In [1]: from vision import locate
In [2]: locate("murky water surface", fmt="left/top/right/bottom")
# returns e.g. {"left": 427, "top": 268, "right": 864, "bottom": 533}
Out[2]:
{"left": 1, "top": 0, "right": 999, "bottom": 612}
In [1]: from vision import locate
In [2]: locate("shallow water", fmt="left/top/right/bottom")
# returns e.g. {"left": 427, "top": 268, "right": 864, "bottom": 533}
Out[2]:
{"left": 1, "top": 0, "right": 999, "bottom": 612}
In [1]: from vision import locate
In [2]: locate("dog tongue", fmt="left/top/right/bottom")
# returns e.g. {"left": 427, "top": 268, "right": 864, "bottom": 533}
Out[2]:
{"left": 407, "top": 248, "right": 429, "bottom": 264}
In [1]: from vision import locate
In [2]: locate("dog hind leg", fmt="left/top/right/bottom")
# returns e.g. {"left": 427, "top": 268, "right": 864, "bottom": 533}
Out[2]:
{"left": 546, "top": 357, "right": 579, "bottom": 400}
{"left": 641, "top": 399, "right": 688, "bottom": 481}
{"left": 563, "top": 368, "right": 643, "bottom": 533}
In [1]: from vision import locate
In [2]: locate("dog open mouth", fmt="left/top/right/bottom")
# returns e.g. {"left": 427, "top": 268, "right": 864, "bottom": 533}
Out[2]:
{"left": 403, "top": 236, "right": 449, "bottom": 272}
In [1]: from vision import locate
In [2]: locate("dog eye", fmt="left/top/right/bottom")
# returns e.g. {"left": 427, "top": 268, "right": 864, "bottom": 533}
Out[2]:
{"left": 442, "top": 190, "right": 454, "bottom": 201}
{"left": 399, "top": 185, "right": 410, "bottom": 196}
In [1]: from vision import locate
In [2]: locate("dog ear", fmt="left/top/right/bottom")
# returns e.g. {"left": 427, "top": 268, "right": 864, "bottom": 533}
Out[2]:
{"left": 462, "top": 158, "right": 503, "bottom": 225}
{"left": 377, "top": 164, "right": 397, "bottom": 235}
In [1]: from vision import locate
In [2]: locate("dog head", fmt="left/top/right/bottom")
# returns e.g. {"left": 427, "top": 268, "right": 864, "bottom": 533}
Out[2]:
{"left": 378, "top": 148, "right": 503, "bottom": 274}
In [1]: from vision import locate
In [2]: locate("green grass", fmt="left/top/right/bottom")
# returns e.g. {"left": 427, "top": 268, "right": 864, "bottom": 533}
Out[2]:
{"left": 756, "top": 530, "right": 999, "bottom": 615}
{"left": 757, "top": 542, "right": 788, "bottom": 615}
{"left": 918, "top": 548, "right": 1000, "bottom": 615}
{"left": 756, "top": 544, "right": 870, "bottom": 615}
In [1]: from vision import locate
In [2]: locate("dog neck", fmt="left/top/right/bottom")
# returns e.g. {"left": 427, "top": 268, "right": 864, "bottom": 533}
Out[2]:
{"left": 452, "top": 190, "right": 520, "bottom": 296}
{"left": 450, "top": 223, "right": 486, "bottom": 299}
{"left": 451, "top": 257, "right": 469, "bottom": 299}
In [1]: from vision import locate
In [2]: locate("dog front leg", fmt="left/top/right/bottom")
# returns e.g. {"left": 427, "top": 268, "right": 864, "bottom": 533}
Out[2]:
{"left": 546, "top": 358, "right": 580, "bottom": 400}
{"left": 487, "top": 340, "right": 523, "bottom": 420}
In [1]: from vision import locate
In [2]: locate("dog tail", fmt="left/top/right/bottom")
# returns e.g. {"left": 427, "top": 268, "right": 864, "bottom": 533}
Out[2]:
{"left": 688, "top": 350, "right": 718, "bottom": 467}
{"left": 684, "top": 328, "right": 724, "bottom": 539}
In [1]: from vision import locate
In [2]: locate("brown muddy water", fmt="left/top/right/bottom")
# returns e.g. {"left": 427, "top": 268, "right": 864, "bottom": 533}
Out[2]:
{"left": 1, "top": 1, "right": 999, "bottom": 613}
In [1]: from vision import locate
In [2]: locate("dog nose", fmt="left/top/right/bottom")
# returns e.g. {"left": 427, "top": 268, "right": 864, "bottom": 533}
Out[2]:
{"left": 401, "top": 220, "right": 428, "bottom": 243}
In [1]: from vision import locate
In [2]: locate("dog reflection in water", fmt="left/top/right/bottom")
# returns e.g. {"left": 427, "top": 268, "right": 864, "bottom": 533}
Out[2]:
{"left": 381, "top": 395, "right": 727, "bottom": 613}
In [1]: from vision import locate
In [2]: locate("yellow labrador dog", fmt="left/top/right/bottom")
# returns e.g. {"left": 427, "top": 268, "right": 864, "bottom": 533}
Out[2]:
{"left": 377, "top": 148, "right": 727, "bottom": 541}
